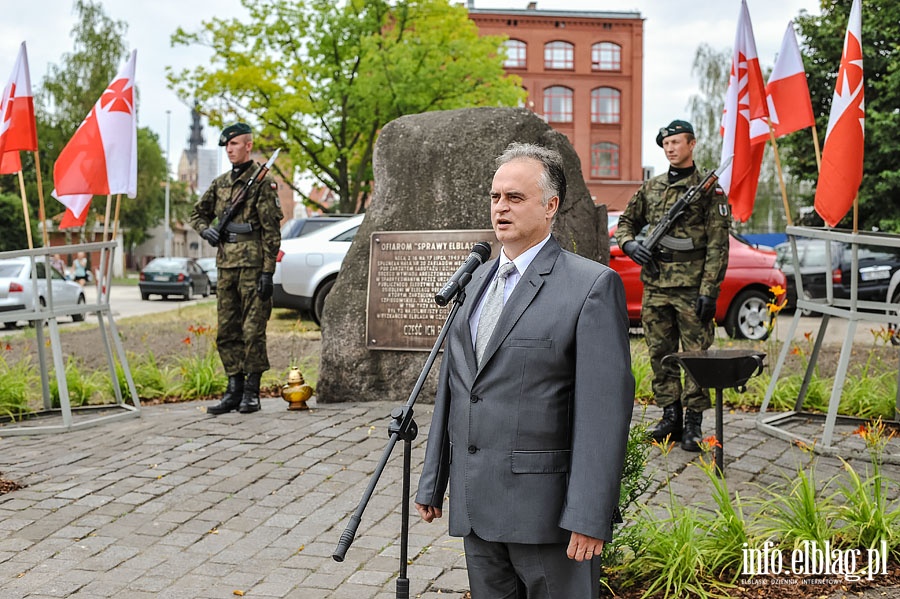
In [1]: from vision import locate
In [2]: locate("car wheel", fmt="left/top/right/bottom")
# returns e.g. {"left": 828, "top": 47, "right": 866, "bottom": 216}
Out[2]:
{"left": 312, "top": 278, "right": 335, "bottom": 326}
{"left": 3, "top": 321, "right": 15, "bottom": 329}
{"left": 141, "top": 292, "right": 150, "bottom": 301}
{"left": 29, "top": 297, "right": 48, "bottom": 328}
{"left": 798, "top": 289, "right": 813, "bottom": 317}
{"left": 183, "top": 285, "right": 192, "bottom": 301}
{"left": 201, "top": 282, "right": 210, "bottom": 298}
{"left": 72, "top": 295, "right": 86, "bottom": 322}
{"left": 162, "top": 294, "right": 169, "bottom": 300}
{"left": 724, "top": 289, "right": 770, "bottom": 341}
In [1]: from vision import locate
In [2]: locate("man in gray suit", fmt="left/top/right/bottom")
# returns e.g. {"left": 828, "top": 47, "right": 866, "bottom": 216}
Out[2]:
{"left": 415, "top": 143, "right": 634, "bottom": 598}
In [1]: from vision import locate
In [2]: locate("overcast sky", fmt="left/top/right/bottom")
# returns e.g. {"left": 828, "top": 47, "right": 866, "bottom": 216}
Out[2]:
{"left": 2, "top": 0, "right": 822, "bottom": 184}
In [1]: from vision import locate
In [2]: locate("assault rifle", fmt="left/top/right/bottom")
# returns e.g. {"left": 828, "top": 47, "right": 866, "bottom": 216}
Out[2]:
{"left": 641, "top": 156, "right": 732, "bottom": 278}
{"left": 212, "top": 148, "right": 281, "bottom": 244}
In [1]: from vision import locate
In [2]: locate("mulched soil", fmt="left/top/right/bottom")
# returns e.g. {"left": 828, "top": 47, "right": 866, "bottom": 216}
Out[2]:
{"left": 1, "top": 318, "right": 319, "bottom": 375}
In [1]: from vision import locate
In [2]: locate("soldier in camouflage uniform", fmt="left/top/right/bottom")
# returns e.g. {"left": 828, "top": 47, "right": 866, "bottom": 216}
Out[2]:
{"left": 614, "top": 120, "right": 730, "bottom": 451}
{"left": 190, "top": 123, "right": 283, "bottom": 415}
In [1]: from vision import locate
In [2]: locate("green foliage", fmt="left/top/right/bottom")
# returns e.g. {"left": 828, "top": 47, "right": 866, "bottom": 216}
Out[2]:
{"left": 114, "top": 351, "right": 174, "bottom": 401}
{"left": 626, "top": 506, "right": 730, "bottom": 599}
{"left": 0, "top": 193, "right": 33, "bottom": 251}
{"left": 50, "top": 357, "right": 108, "bottom": 407}
{"left": 168, "top": 0, "right": 525, "bottom": 213}
{"left": 0, "top": 355, "right": 37, "bottom": 420}
{"left": 630, "top": 346, "right": 653, "bottom": 400}
{"left": 172, "top": 345, "right": 226, "bottom": 400}
{"left": 760, "top": 456, "right": 837, "bottom": 549}
{"left": 783, "top": 0, "right": 900, "bottom": 230}
{"left": 835, "top": 458, "right": 900, "bottom": 552}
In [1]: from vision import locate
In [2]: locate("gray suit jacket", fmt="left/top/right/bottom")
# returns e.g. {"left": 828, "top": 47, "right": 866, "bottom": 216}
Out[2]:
{"left": 415, "top": 236, "right": 634, "bottom": 544}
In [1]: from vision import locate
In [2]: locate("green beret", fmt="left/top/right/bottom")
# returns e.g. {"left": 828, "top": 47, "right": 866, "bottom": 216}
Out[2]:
{"left": 656, "top": 119, "right": 694, "bottom": 147}
{"left": 218, "top": 122, "right": 253, "bottom": 146}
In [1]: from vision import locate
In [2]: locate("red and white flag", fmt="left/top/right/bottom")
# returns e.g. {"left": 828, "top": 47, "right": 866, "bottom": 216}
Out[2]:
{"left": 750, "top": 22, "right": 816, "bottom": 143}
{"left": 53, "top": 50, "right": 138, "bottom": 228}
{"left": 719, "top": 0, "right": 768, "bottom": 222}
{"left": 814, "top": 0, "right": 864, "bottom": 227}
{"left": 0, "top": 42, "right": 38, "bottom": 175}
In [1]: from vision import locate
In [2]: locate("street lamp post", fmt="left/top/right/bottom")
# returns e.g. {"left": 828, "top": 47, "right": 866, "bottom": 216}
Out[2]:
{"left": 164, "top": 110, "right": 172, "bottom": 258}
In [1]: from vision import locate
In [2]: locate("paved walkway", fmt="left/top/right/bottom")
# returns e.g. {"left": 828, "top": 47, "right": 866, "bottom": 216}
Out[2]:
{"left": 0, "top": 398, "right": 896, "bottom": 598}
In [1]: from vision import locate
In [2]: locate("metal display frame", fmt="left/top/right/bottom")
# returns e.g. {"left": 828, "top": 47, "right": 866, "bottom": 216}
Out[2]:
{"left": 758, "top": 226, "right": 900, "bottom": 460}
{"left": 0, "top": 241, "right": 140, "bottom": 434}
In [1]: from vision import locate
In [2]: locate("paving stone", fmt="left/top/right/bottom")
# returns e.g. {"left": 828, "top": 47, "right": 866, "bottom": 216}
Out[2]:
{"left": 0, "top": 400, "right": 894, "bottom": 598}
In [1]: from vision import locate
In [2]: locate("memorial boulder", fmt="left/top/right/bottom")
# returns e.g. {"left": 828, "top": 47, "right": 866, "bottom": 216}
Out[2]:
{"left": 317, "top": 107, "right": 609, "bottom": 403}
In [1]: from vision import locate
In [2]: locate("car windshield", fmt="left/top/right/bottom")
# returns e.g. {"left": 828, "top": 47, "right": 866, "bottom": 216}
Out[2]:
{"left": 146, "top": 258, "right": 185, "bottom": 270}
{"left": 197, "top": 258, "right": 216, "bottom": 270}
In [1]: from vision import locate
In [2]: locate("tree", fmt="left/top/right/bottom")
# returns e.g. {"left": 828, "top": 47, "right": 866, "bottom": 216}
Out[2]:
{"left": 0, "top": 194, "right": 33, "bottom": 251}
{"left": 781, "top": 0, "right": 900, "bottom": 230}
{"left": 168, "top": 0, "right": 525, "bottom": 214}
{"left": 688, "top": 44, "right": 811, "bottom": 232}
{"left": 1, "top": 0, "right": 173, "bottom": 250}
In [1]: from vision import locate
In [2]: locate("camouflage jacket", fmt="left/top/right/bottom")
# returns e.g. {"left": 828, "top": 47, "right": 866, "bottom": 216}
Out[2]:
{"left": 614, "top": 168, "right": 730, "bottom": 297}
{"left": 189, "top": 165, "right": 282, "bottom": 272}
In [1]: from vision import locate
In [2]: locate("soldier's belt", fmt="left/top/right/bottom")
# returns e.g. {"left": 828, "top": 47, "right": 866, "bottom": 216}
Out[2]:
{"left": 656, "top": 248, "right": 706, "bottom": 263}
{"left": 223, "top": 230, "right": 261, "bottom": 243}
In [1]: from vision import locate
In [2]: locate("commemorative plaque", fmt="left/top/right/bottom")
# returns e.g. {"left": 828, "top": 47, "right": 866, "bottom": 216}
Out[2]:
{"left": 367, "top": 230, "right": 498, "bottom": 351}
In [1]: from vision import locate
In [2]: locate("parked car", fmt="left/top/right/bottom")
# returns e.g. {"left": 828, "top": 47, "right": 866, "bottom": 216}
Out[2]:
{"left": 775, "top": 238, "right": 900, "bottom": 311}
{"left": 139, "top": 257, "right": 211, "bottom": 301}
{"left": 280, "top": 215, "right": 355, "bottom": 240}
{"left": 608, "top": 212, "right": 787, "bottom": 340}
{"left": 273, "top": 214, "right": 364, "bottom": 324}
{"left": 0, "top": 257, "right": 87, "bottom": 328}
{"left": 196, "top": 257, "right": 218, "bottom": 293}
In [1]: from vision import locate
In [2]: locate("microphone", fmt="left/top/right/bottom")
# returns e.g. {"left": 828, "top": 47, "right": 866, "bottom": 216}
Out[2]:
{"left": 434, "top": 242, "right": 493, "bottom": 306}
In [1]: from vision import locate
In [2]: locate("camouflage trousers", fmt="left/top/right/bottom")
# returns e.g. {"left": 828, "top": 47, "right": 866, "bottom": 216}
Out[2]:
{"left": 642, "top": 286, "right": 714, "bottom": 411}
{"left": 216, "top": 267, "right": 272, "bottom": 376}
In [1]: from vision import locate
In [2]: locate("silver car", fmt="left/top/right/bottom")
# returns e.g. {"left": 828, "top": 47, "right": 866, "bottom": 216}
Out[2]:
{"left": 197, "top": 257, "right": 218, "bottom": 293}
{"left": 0, "top": 257, "right": 87, "bottom": 328}
{"left": 273, "top": 214, "right": 364, "bottom": 324}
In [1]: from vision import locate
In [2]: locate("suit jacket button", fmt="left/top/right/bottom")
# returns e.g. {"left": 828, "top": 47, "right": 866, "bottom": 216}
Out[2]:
{"left": 468, "top": 445, "right": 477, "bottom": 454}
{"left": 470, "top": 394, "right": 480, "bottom": 403}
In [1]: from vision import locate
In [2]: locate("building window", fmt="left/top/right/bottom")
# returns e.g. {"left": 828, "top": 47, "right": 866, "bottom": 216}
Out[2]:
{"left": 503, "top": 39, "right": 526, "bottom": 68}
{"left": 592, "top": 42, "right": 621, "bottom": 71}
{"left": 591, "top": 142, "right": 619, "bottom": 177}
{"left": 591, "top": 87, "right": 621, "bottom": 124}
{"left": 543, "top": 86, "right": 573, "bottom": 123}
{"left": 544, "top": 41, "right": 574, "bottom": 70}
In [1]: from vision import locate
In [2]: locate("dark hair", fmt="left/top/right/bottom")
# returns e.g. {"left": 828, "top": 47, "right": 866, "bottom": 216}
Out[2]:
{"left": 496, "top": 143, "right": 567, "bottom": 208}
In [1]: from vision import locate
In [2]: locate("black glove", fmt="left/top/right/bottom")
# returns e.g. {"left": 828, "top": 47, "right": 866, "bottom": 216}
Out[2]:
{"left": 257, "top": 272, "right": 274, "bottom": 301}
{"left": 695, "top": 295, "right": 716, "bottom": 324}
{"left": 622, "top": 240, "right": 653, "bottom": 266}
{"left": 200, "top": 227, "right": 220, "bottom": 247}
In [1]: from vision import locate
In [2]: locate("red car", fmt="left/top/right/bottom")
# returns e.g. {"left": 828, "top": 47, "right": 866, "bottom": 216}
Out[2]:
{"left": 608, "top": 212, "right": 786, "bottom": 340}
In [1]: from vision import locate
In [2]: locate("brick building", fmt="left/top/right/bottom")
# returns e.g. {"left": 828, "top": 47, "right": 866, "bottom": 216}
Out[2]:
{"left": 468, "top": 2, "right": 645, "bottom": 210}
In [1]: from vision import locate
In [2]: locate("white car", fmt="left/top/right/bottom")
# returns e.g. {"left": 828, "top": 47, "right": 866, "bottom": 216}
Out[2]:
{"left": 273, "top": 214, "right": 364, "bottom": 324}
{"left": 0, "top": 257, "right": 87, "bottom": 328}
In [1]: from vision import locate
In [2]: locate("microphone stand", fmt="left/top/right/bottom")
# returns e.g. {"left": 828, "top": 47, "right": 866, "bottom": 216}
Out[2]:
{"left": 333, "top": 285, "right": 470, "bottom": 599}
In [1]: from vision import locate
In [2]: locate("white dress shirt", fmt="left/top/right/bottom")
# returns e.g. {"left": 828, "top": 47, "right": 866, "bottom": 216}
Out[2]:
{"left": 469, "top": 234, "right": 552, "bottom": 348}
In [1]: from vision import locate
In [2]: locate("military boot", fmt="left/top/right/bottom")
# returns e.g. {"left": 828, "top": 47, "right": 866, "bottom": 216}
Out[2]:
{"left": 238, "top": 372, "right": 262, "bottom": 414}
{"left": 650, "top": 401, "right": 683, "bottom": 443}
{"left": 207, "top": 373, "right": 244, "bottom": 415}
{"left": 681, "top": 409, "right": 704, "bottom": 452}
